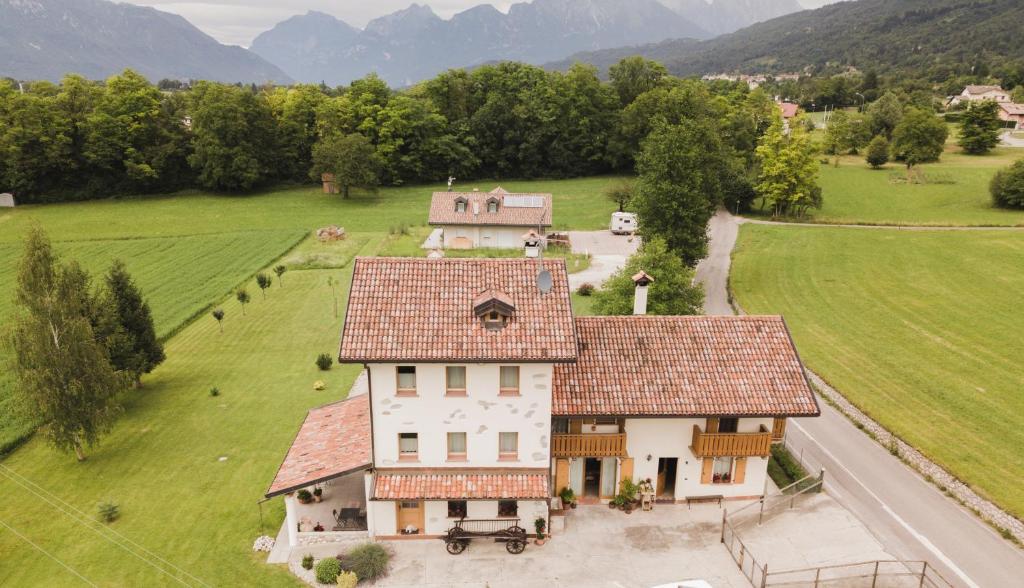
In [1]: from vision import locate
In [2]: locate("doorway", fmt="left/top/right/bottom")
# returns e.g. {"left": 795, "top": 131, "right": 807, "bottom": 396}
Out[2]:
{"left": 396, "top": 500, "right": 424, "bottom": 534}
{"left": 583, "top": 458, "right": 602, "bottom": 498}
{"left": 656, "top": 458, "right": 678, "bottom": 499}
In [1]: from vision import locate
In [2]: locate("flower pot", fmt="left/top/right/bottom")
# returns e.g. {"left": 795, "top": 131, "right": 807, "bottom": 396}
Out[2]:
{"left": 314, "top": 495, "right": 322, "bottom": 503}
{"left": 535, "top": 538, "right": 546, "bottom": 546}
{"left": 570, "top": 502, "right": 577, "bottom": 509}
{"left": 608, "top": 502, "right": 617, "bottom": 509}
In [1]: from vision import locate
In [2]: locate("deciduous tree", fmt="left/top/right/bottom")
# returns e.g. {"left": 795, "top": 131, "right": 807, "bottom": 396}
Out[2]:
{"left": 755, "top": 116, "right": 821, "bottom": 217}
{"left": 865, "top": 135, "right": 890, "bottom": 169}
{"left": 310, "top": 133, "right": 382, "bottom": 198}
{"left": 990, "top": 160, "right": 1024, "bottom": 209}
{"left": 592, "top": 238, "right": 703, "bottom": 315}
{"left": 891, "top": 108, "right": 949, "bottom": 171}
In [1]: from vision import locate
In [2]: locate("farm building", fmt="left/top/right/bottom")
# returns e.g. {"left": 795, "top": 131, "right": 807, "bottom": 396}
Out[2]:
{"left": 428, "top": 187, "right": 552, "bottom": 249}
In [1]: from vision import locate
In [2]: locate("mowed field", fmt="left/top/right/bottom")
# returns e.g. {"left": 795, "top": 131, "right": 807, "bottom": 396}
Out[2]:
{"left": 731, "top": 225, "right": 1024, "bottom": 517}
{"left": 0, "top": 176, "right": 621, "bottom": 586}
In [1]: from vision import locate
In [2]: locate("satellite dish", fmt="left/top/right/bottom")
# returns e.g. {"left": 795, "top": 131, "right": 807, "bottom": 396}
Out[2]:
{"left": 537, "top": 269, "right": 553, "bottom": 294}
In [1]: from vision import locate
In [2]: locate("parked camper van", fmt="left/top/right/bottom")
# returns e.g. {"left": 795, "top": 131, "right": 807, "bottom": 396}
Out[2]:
{"left": 610, "top": 212, "right": 638, "bottom": 235}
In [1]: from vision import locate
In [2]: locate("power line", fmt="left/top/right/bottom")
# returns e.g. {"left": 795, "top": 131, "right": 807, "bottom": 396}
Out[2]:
{"left": 0, "top": 465, "right": 209, "bottom": 587}
{"left": 0, "top": 516, "right": 99, "bottom": 587}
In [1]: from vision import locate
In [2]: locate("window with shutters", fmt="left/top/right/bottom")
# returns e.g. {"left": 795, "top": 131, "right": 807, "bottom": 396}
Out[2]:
{"left": 712, "top": 457, "right": 733, "bottom": 484}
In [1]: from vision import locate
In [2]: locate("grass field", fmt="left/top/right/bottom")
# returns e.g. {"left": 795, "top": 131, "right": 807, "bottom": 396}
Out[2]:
{"left": 731, "top": 225, "right": 1024, "bottom": 517}
{"left": 0, "top": 231, "right": 306, "bottom": 453}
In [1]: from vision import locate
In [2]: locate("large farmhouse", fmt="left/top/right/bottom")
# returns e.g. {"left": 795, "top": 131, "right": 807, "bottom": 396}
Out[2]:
{"left": 265, "top": 257, "right": 818, "bottom": 548}
{"left": 428, "top": 187, "right": 552, "bottom": 249}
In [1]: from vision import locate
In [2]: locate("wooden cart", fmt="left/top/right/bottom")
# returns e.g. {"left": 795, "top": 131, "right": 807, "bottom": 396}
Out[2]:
{"left": 443, "top": 518, "right": 527, "bottom": 555}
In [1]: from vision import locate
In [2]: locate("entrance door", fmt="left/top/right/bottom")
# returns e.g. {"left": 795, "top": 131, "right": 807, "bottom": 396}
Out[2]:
{"left": 583, "top": 458, "right": 602, "bottom": 497}
{"left": 396, "top": 500, "right": 424, "bottom": 534}
{"left": 569, "top": 458, "right": 584, "bottom": 496}
{"left": 656, "top": 458, "right": 678, "bottom": 498}
{"left": 600, "top": 457, "right": 618, "bottom": 499}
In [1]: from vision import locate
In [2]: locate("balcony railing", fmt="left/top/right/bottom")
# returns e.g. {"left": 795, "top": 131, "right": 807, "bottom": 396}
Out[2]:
{"left": 551, "top": 433, "right": 627, "bottom": 458}
{"left": 690, "top": 425, "right": 772, "bottom": 458}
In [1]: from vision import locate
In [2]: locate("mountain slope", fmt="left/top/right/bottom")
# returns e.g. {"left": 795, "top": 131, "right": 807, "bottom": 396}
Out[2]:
{"left": 549, "top": 0, "right": 1024, "bottom": 77}
{"left": 659, "top": 0, "right": 804, "bottom": 36}
{"left": 0, "top": 0, "right": 292, "bottom": 83}
{"left": 250, "top": 0, "right": 708, "bottom": 87}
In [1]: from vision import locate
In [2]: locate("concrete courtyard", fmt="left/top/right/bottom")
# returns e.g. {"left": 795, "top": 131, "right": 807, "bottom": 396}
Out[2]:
{"left": 281, "top": 489, "right": 900, "bottom": 587}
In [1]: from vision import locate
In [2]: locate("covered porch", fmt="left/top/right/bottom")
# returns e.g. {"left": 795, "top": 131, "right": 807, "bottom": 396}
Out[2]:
{"left": 265, "top": 393, "right": 373, "bottom": 559}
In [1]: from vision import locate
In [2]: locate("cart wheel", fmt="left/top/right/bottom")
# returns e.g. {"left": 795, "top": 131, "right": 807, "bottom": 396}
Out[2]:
{"left": 508, "top": 526, "right": 526, "bottom": 535}
{"left": 446, "top": 540, "right": 467, "bottom": 555}
{"left": 505, "top": 539, "right": 526, "bottom": 554}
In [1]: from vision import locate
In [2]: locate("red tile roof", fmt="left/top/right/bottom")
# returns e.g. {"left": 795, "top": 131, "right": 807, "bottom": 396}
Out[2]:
{"left": 552, "top": 316, "right": 819, "bottom": 417}
{"left": 429, "top": 188, "right": 552, "bottom": 227}
{"left": 778, "top": 102, "right": 799, "bottom": 119}
{"left": 338, "top": 258, "right": 577, "bottom": 363}
{"left": 266, "top": 395, "right": 372, "bottom": 497}
{"left": 373, "top": 470, "right": 549, "bottom": 500}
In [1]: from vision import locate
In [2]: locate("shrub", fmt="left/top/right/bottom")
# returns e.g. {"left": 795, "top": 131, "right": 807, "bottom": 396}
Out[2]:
{"left": 865, "top": 135, "right": 889, "bottom": 169}
{"left": 97, "top": 501, "right": 119, "bottom": 523}
{"left": 336, "top": 571, "right": 357, "bottom": 588}
{"left": 558, "top": 486, "right": 576, "bottom": 504}
{"left": 768, "top": 444, "right": 814, "bottom": 493}
{"left": 316, "top": 353, "right": 333, "bottom": 371}
{"left": 534, "top": 516, "right": 546, "bottom": 539}
{"left": 991, "top": 160, "right": 1024, "bottom": 209}
{"left": 301, "top": 554, "right": 314, "bottom": 570}
{"left": 315, "top": 557, "right": 342, "bottom": 584}
{"left": 296, "top": 489, "right": 313, "bottom": 503}
{"left": 339, "top": 542, "right": 389, "bottom": 582}
{"left": 209, "top": 386, "right": 220, "bottom": 397}
{"left": 576, "top": 283, "right": 594, "bottom": 296}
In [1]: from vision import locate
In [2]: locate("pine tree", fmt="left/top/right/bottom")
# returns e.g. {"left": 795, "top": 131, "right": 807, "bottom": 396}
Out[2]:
{"left": 958, "top": 101, "right": 1002, "bottom": 155}
{"left": 10, "top": 227, "right": 128, "bottom": 461}
{"left": 104, "top": 260, "right": 165, "bottom": 386}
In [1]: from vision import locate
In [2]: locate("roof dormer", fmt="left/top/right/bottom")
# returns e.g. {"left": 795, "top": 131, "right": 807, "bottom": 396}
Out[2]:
{"left": 486, "top": 196, "right": 500, "bottom": 213}
{"left": 473, "top": 289, "right": 515, "bottom": 331}
{"left": 454, "top": 196, "right": 468, "bottom": 213}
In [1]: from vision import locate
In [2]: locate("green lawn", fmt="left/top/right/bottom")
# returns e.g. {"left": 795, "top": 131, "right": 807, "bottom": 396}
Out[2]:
{"left": 0, "top": 258, "right": 373, "bottom": 586}
{"left": 731, "top": 225, "right": 1024, "bottom": 517}
{"left": 0, "top": 176, "right": 623, "bottom": 243}
{"left": 0, "top": 231, "right": 306, "bottom": 453}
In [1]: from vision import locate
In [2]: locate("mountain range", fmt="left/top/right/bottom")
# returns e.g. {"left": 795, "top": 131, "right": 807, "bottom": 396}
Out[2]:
{"left": 0, "top": 0, "right": 291, "bottom": 84}
{"left": 549, "top": 0, "right": 1024, "bottom": 78}
{"left": 250, "top": 0, "right": 711, "bottom": 87}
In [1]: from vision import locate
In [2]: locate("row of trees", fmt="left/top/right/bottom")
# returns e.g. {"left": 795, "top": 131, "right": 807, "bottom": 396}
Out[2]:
{"left": 8, "top": 227, "right": 164, "bottom": 460}
{"left": 2, "top": 58, "right": 782, "bottom": 204}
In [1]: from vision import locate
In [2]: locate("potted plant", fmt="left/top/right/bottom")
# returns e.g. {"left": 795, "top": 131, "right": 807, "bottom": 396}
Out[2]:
{"left": 559, "top": 487, "right": 577, "bottom": 509}
{"left": 534, "top": 517, "right": 547, "bottom": 545}
{"left": 296, "top": 489, "right": 313, "bottom": 504}
{"left": 313, "top": 487, "right": 323, "bottom": 503}
{"left": 313, "top": 522, "right": 324, "bottom": 532}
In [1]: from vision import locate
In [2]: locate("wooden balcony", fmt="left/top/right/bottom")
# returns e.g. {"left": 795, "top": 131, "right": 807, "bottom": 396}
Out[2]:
{"left": 690, "top": 425, "right": 772, "bottom": 458}
{"left": 551, "top": 433, "right": 627, "bottom": 458}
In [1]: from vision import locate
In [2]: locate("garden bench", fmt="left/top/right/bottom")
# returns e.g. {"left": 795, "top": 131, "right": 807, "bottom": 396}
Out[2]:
{"left": 685, "top": 494, "right": 723, "bottom": 509}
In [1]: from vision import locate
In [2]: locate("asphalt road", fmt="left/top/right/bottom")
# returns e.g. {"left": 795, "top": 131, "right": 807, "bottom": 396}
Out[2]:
{"left": 697, "top": 209, "right": 1024, "bottom": 588}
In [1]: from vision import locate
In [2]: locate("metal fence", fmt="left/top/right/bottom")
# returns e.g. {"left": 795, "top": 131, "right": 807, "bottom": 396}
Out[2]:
{"left": 719, "top": 469, "right": 955, "bottom": 588}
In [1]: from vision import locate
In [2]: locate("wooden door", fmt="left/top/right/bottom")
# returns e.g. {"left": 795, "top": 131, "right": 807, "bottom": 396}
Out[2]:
{"left": 396, "top": 500, "right": 424, "bottom": 534}
{"left": 656, "top": 459, "right": 667, "bottom": 495}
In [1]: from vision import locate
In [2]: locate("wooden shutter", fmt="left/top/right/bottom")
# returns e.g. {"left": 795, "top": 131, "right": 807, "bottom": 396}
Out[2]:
{"left": 772, "top": 418, "right": 787, "bottom": 441}
{"left": 620, "top": 457, "right": 634, "bottom": 485}
{"left": 569, "top": 419, "right": 582, "bottom": 434}
{"left": 700, "top": 458, "right": 714, "bottom": 484}
{"left": 554, "top": 459, "right": 570, "bottom": 497}
{"left": 706, "top": 417, "right": 720, "bottom": 434}
{"left": 733, "top": 457, "right": 747, "bottom": 484}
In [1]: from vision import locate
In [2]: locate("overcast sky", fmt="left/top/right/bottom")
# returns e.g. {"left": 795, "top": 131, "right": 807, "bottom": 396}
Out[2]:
{"left": 132, "top": 0, "right": 839, "bottom": 48}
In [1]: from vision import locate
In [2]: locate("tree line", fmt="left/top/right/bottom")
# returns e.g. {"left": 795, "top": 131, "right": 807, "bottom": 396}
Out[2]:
{"left": 2, "top": 58, "right": 776, "bottom": 204}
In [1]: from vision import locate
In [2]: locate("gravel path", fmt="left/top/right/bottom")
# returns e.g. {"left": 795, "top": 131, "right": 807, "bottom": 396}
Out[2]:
{"left": 566, "top": 230, "right": 640, "bottom": 290}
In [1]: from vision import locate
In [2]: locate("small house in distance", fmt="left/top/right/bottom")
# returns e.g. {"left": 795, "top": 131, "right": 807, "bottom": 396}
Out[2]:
{"left": 948, "top": 85, "right": 1011, "bottom": 107}
{"left": 429, "top": 187, "right": 552, "bottom": 249}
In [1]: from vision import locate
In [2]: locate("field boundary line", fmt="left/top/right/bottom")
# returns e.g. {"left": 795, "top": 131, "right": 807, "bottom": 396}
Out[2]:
{"left": 0, "top": 516, "right": 99, "bottom": 587}
{"left": 726, "top": 271, "right": 1024, "bottom": 547}
{"left": 738, "top": 217, "right": 1024, "bottom": 230}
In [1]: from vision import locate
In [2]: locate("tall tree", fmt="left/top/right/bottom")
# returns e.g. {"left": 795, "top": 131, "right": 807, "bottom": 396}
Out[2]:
{"left": 592, "top": 238, "right": 703, "bottom": 316}
{"left": 608, "top": 56, "right": 668, "bottom": 107}
{"left": 631, "top": 120, "right": 734, "bottom": 266}
{"left": 755, "top": 116, "right": 821, "bottom": 217}
{"left": 310, "top": 133, "right": 382, "bottom": 198}
{"left": 891, "top": 108, "right": 949, "bottom": 171}
{"left": 866, "top": 91, "right": 904, "bottom": 139}
{"left": 9, "top": 227, "right": 128, "bottom": 461}
{"left": 958, "top": 100, "right": 1002, "bottom": 155}
{"left": 103, "top": 260, "right": 164, "bottom": 386}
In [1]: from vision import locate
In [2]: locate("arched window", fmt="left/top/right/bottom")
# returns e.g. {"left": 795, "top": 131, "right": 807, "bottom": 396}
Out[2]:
{"left": 486, "top": 198, "right": 499, "bottom": 213}
{"left": 455, "top": 198, "right": 467, "bottom": 213}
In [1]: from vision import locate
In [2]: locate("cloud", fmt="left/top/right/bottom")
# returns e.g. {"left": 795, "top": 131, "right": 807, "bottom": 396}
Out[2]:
{"left": 131, "top": 1, "right": 512, "bottom": 47}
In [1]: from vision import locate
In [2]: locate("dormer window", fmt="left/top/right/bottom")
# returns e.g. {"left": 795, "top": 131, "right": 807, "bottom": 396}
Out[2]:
{"left": 455, "top": 197, "right": 468, "bottom": 213}
{"left": 473, "top": 289, "right": 514, "bottom": 331}
{"left": 486, "top": 198, "right": 499, "bottom": 213}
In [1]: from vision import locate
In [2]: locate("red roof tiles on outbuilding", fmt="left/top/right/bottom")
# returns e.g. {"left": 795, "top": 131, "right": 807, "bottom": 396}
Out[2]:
{"left": 373, "top": 470, "right": 549, "bottom": 500}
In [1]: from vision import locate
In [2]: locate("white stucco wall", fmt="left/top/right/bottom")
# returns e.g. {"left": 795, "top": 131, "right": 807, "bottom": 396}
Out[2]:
{"left": 624, "top": 417, "right": 772, "bottom": 500}
{"left": 370, "top": 499, "right": 547, "bottom": 535}
{"left": 439, "top": 225, "right": 544, "bottom": 249}
{"left": 368, "top": 363, "right": 553, "bottom": 469}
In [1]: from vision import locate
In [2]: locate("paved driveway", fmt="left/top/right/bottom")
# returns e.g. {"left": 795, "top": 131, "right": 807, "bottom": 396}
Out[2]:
{"left": 567, "top": 231, "right": 640, "bottom": 290}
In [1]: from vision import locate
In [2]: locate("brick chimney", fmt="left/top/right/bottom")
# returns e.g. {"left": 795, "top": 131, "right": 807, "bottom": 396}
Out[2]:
{"left": 632, "top": 271, "right": 654, "bottom": 315}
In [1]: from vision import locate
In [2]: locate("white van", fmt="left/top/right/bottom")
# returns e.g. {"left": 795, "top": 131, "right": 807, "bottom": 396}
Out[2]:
{"left": 610, "top": 212, "right": 638, "bottom": 235}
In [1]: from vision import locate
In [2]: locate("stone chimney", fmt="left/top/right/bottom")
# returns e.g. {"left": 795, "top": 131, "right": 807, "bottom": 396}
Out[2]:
{"left": 631, "top": 271, "right": 654, "bottom": 315}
